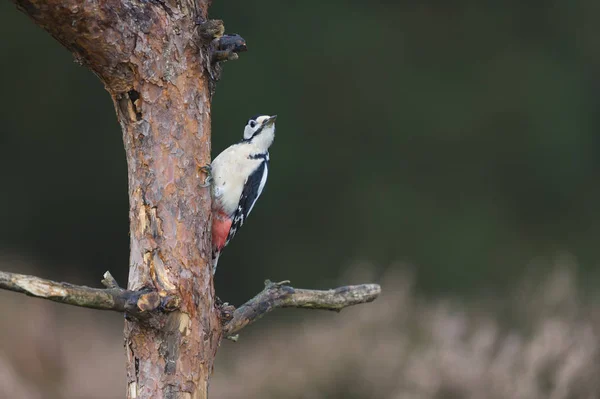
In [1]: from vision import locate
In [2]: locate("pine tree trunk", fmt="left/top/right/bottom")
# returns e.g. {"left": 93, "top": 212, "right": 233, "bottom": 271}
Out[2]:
{"left": 118, "top": 23, "right": 219, "bottom": 399}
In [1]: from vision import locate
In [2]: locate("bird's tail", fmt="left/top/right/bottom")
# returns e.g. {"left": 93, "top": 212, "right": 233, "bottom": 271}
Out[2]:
{"left": 212, "top": 251, "right": 221, "bottom": 275}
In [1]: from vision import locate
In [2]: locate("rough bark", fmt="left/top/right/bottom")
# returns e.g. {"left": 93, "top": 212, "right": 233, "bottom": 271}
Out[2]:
{"left": 11, "top": 0, "right": 218, "bottom": 398}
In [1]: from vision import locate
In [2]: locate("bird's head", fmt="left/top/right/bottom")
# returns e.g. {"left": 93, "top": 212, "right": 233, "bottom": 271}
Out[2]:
{"left": 243, "top": 114, "right": 277, "bottom": 141}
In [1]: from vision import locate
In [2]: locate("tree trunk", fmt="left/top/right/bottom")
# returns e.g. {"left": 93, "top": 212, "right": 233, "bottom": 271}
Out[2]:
{"left": 118, "top": 25, "right": 219, "bottom": 399}
{"left": 118, "top": 21, "right": 219, "bottom": 399}
{"left": 11, "top": 0, "right": 219, "bottom": 397}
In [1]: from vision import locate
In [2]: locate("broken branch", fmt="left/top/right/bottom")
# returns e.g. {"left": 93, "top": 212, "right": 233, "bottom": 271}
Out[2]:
{"left": 211, "top": 34, "right": 248, "bottom": 62}
{"left": 223, "top": 280, "right": 381, "bottom": 337}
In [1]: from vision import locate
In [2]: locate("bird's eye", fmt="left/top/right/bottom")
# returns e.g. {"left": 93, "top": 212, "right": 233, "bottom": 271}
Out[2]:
{"left": 250, "top": 121, "right": 257, "bottom": 128}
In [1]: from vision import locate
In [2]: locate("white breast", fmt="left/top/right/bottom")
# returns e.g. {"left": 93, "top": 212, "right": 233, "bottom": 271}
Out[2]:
{"left": 211, "top": 144, "right": 263, "bottom": 216}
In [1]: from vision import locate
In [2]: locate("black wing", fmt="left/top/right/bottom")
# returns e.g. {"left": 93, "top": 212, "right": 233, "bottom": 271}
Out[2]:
{"left": 225, "top": 159, "right": 268, "bottom": 245}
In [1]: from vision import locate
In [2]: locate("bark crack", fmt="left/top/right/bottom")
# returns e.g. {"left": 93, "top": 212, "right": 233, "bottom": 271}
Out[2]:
{"left": 128, "top": 89, "right": 143, "bottom": 121}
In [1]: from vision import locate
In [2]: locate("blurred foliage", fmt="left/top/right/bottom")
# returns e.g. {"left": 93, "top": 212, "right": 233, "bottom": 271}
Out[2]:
{"left": 1, "top": 1, "right": 600, "bottom": 304}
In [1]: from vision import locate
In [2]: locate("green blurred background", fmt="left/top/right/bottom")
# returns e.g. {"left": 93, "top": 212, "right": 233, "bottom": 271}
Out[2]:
{"left": 1, "top": 1, "right": 599, "bottom": 300}
{"left": 2, "top": 2, "right": 600, "bottom": 397}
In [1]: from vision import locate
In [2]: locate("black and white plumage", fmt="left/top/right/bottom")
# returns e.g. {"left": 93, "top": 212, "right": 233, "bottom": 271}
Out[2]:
{"left": 209, "top": 114, "right": 276, "bottom": 272}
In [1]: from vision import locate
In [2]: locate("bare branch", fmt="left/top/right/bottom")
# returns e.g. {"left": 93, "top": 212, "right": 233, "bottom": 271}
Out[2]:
{"left": 223, "top": 280, "right": 382, "bottom": 337}
{"left": 0, "top": 270, "right": 177, "bottom": 316}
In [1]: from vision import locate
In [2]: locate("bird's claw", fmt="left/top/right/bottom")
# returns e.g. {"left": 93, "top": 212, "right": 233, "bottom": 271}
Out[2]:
{"left": 198, "top": 163, "right": 213, "bottom": 188}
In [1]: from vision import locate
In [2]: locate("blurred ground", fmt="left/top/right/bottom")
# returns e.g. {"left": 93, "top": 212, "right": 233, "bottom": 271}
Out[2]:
{"left": 1, "top": 258, "right": 598, "bottom": 399}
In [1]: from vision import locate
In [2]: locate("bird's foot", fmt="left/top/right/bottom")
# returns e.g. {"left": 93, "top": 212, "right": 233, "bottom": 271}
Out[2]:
{"left": 197, "top": 161, "right": 213, "bottom": 188}
{"left": 216, "top": 296, "right": 235, "bottom": 322}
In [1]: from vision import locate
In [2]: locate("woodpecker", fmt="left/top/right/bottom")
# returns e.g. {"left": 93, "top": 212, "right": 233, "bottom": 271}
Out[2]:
{"left": 202, "top": 114, "right": 277, "bottom": 272}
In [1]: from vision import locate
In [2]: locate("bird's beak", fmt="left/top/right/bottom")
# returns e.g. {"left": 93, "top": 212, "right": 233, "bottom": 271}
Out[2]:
{"left": 264, "top": 115, "right": 277, "bottom": 126}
